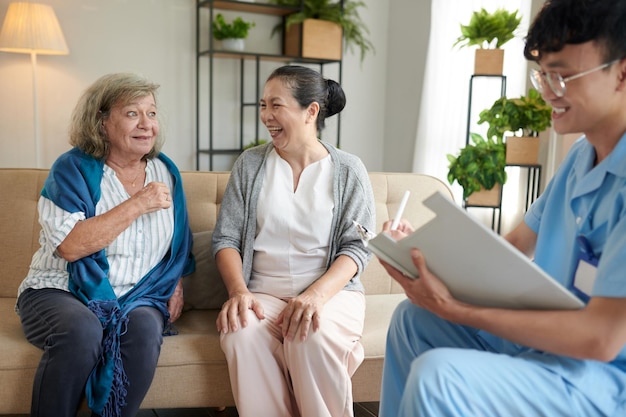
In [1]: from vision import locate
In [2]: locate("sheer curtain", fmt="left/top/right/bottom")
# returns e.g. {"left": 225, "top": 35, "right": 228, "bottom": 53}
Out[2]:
{"left": 412, "top": 0, "right": 533, "bottom": 234}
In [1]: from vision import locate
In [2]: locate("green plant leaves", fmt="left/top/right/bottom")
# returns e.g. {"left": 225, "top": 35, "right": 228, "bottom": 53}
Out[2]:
{"left": 478, "top": 88, "right": 552, "bottom": 140}
{"left": 213, "top": 14, "right": 255, "bottom": 40}
{"left": 453, "top": 8, "right": 521, "bottom": 49}
{"left": 447, "top": 133, "right": 507, "bottom": 199}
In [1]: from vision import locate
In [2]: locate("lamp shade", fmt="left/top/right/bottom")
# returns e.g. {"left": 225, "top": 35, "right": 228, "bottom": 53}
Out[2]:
{"left": 0, "top": 2, "right": 69, "bottom": 55}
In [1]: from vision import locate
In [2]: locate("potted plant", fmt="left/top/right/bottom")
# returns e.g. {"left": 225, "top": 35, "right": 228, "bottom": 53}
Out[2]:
{"left": 477, "top": 88, "right": 552, "bottom": 165}
{"left": 453, "top": 8, "right": 522, "bottom": 75}
{"left": 212, "top": 13, "right": 255, "bottom": 52}
{"left": 269, "top": 0, "right": 374, "bottom": 62}
{"left": 447, "top": 132, "right": 507, "bottom": 206}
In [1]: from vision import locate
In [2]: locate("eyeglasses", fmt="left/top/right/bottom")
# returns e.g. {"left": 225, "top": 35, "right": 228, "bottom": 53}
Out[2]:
{"left": 530, "top": 59, "right": 620, "bottom": 98}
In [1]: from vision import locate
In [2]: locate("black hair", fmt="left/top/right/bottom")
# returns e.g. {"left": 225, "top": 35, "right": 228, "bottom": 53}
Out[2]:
{"left": 267, "top": 65, "right": 346, "bottom": 131}
{"left": 525, "top": 0, "right": 626, "bottom": 62}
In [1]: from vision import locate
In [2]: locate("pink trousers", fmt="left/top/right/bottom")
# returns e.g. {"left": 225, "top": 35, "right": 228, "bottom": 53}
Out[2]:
{"left": 220, "top": 290, "right": 366, "bottom": 417}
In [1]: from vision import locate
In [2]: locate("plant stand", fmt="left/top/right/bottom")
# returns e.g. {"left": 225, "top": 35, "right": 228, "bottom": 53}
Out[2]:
{"left": 196, "top": 1, "right": 343, "bottom": 171}
{"left": 459, "top": 75, "right": 546, "bottom": 234}
{"left": 509, "top": 164, "right": 542, "bottom": 211}
{"left": 462, "top": 74, "right": 507, "bottom": 232}
{"left": 466, "top": 75, "right": 507, "bottom": 144}
{"left": 465, "top": 184, "right": 502, "bottom": 232}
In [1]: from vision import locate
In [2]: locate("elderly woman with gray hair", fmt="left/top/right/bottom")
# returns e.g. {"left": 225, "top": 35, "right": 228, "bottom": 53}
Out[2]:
{"left": 16, "top": 73, "right": 193, "bottom": 417}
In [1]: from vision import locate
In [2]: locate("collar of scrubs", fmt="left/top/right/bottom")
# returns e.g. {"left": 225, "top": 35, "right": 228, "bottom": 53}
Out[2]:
{"left": 572, "top": 132, "right": 626, "bottom": 197}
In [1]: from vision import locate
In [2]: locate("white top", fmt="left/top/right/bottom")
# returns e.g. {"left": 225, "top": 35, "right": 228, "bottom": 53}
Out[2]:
{"left": 18, "top": 158, "right": 174, "bottom": 299}
{"left": 249, "top": 149, "right": 334, "bottom": 298}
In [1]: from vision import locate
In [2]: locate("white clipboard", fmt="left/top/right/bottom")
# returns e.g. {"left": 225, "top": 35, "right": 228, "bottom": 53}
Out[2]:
{"left": 364, "top": 191, "right": 585, "bottom": 310}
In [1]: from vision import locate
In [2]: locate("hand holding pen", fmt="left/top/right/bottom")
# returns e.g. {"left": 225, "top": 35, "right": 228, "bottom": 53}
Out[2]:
{"left": 357, "top": 190, "right": 413, "bottom": 240}
{"left": 390, "top": 191, "right": 411, "bottom": 231}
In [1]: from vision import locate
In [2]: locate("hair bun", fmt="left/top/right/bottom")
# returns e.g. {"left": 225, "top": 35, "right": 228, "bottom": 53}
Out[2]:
{"left": 325, "top": 79, "right": 346, "bottom": 117}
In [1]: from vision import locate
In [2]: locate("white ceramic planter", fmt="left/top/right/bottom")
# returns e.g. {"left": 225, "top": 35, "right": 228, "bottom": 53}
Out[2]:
{"left": 221, "top": 38, "right": 245, "bottom": 51}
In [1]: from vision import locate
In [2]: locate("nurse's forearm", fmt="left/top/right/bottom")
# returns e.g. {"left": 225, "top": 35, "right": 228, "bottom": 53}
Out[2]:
{"left": 446, "top": 296, "right": 626, "bottom": 361}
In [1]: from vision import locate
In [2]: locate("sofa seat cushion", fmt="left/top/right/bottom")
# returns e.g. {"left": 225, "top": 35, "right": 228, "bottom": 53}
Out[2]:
{"left": 0, "top": 292, "right": 405, "bottom": 368}
{"left": 0, "top": 299, "right": 42, "bottom": 370}
{"left": 0, "top": 292, "right": 405, "bottom": 369}
{"left": 0, "top": 299, "right": 228, "bottom": 370}
{"left": 0, "top": 290, "right": 405, "bottom": 411}
{"left": 159, "top": 309, "right": 224, "bottom": 366}
{"left": 361, "top": 293, "right": 405, "bottom": 358}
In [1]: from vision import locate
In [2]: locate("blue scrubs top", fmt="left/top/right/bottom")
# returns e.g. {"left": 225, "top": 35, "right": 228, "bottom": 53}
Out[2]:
{"left": 525, "top": 132, "right": 626, "bottom": 368}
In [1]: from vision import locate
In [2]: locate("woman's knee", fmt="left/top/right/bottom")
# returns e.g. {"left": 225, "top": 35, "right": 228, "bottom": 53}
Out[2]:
{"left": 67, "top": 312, "right": 103, "bottom": 341}
{"left": 124, "top": 307, "right": 164, "bottom": 347}
{"left": 48, "top": 312, "right": 103, "bottom": 361}
{"left": 48, "top": 301, "right": 101, "bottom": 340}
{"left": 19, "top": 289, "right": 102, "bottom": 348}
{"left": 219, "top": 312, "right": 265, "bottom": 355}
{"left": 283, "top": 324, "right": 346, "bottom": 367}
{"left": 220, "top": 323, "right": 267, "bottom": 357}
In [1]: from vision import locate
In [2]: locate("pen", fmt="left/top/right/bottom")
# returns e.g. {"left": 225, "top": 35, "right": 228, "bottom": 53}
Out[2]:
{"left": 390, "top": 190, "right": 410, "bottom": 231}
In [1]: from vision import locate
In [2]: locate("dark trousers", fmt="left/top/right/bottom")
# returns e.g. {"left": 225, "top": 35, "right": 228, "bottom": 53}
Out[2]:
{"left": 17, "top": 288, "right": 164, "bottom": 417}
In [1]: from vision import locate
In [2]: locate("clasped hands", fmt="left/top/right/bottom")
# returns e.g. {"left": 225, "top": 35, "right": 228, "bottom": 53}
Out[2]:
{"left": 217, "top": 291, "right": 322, "bottom": 342}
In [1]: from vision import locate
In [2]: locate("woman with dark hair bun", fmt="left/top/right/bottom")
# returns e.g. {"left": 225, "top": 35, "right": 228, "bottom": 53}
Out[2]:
{"left": 267, "top": 64, "right": 346, "bottom": 131}
{"left": 212, "top": 65, "right": 375, "bottom": 417}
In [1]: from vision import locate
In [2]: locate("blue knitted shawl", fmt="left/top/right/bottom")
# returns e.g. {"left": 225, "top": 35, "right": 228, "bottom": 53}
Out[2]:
{"left": 41, "top": 147, "right": 194, "bottom": 417}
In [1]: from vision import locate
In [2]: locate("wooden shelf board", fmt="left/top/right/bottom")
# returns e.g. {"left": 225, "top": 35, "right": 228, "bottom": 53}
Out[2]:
{"left": 199, "top": 49, "right": 340, "bottom": 64}
{"left": 199, "top": 0, "right": 297, "bottom": 16}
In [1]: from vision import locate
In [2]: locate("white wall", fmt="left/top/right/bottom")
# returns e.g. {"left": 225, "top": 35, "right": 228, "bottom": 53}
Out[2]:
{"left": 383, "top": 0, "right": 430, "bottom": 173}
{"left": 0, "top": 0, "right": 549, "bottom": 177}
{"left": 0, "top": 0, "right": 196, "bottom": 169}
{"left": 0, "top": 0, "right": 391, "bottom": 171}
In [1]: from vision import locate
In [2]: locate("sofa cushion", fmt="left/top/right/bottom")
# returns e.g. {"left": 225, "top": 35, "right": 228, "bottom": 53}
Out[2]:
{"left": 0, "top": 300, "right": 42, "bottom": 369}
{"left": 361, "top": 293, "right": 406, "bottom": 358}
{"left": 184, "top": 231, "right": 229, "bottom": 310}
{"left": 0, "top": 169, "right": 48, "bottom": 299}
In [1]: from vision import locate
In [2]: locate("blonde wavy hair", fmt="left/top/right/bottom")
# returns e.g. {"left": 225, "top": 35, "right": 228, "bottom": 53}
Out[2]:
{"left": 69, "top": 73, "right": 164, "bottom": 160}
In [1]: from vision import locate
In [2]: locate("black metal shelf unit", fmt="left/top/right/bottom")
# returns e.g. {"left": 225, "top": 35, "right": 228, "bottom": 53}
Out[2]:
{"left": 463, "top": 74, "right": 507, "bottom": 232}
{"left": 465, "top": 74, "right": 507, "bottom": 145}
{"left": 463, "top": 74, "right": 543, "bottom": 233}
{"left": 196, "top": 0, "right": 343, "bottom": 170}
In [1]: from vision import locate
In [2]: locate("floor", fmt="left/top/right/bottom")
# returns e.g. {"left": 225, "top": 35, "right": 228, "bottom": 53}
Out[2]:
{"left": 9, "top": 402, "right": 379, "bottom": 417}
{"left": 137, "top": 403, "right": 378, "bottom": 416}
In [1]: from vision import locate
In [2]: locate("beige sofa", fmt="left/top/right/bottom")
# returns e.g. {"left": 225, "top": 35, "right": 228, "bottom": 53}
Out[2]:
{"left": 0, "top": 168, "right": 452, "bottom": 414}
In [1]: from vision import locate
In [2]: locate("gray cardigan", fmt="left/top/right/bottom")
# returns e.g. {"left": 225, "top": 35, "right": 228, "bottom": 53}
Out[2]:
{"left": 212, "top": 141, "right": 376, "bottom": 293}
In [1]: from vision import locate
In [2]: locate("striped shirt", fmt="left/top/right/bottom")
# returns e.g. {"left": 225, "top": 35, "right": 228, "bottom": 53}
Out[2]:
{"left": 17, "top": 158, "right": 174, "bottom": 299}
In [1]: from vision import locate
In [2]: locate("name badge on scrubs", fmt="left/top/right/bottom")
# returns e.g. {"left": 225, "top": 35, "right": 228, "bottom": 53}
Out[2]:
{"left": 572, "top": 235, "right": 598, "bottom": 302}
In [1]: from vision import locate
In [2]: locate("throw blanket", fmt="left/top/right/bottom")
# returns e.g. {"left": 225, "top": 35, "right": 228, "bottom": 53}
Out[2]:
{"left": 41, "top": 147, "right": 194, "bottom": 417}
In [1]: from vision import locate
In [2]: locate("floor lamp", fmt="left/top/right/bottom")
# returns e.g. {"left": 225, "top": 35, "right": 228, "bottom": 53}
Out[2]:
{"left": 0, "top": 2, "right": 69, "bottom": 168}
